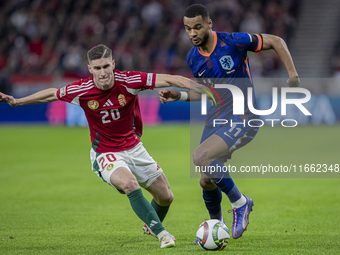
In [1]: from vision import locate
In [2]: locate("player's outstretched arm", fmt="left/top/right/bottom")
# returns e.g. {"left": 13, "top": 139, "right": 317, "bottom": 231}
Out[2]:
{"left": 158, "top": 89, "right": 209, "bottom": 104}
{"left": 159, "top": 89, "right": 196, "bottom": 104}
{"left": 155, "top": 74, "right": 214, "bottom": 104}
{"left": 0, "top": 88, "right": 59, "bottom": 107}
{"left": 154, "top": 74, "right": 193, "bottom": 89}
{"left": 261, "top": 34, "right": 300, "bottom": 87}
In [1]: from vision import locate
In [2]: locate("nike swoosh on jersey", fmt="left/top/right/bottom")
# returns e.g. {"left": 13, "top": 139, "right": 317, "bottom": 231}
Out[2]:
{"left": 198, "top": 69, "right": 206, "bottom": 77}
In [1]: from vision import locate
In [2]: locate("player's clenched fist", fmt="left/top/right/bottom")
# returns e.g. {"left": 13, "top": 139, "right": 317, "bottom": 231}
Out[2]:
{"left": 287, "top": 77, "right": 300, "bottom": 87}
{"left": 0, "top": 92, "right": 17, "bottom": 107}
{"left": 158, "top": 89, "right": 180, "bottom": 104}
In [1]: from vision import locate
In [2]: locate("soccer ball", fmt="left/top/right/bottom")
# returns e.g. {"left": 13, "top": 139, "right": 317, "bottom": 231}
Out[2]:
{"left": 196, "top": 219, "right": 230, "bottom": 251}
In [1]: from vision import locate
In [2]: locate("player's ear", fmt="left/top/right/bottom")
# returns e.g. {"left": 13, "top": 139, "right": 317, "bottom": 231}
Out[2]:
{"left": 88, "top": 64, "right": 93, "bottom": 74}
{"left": 112, "top": 60, "right": 115, "bottom": 69}
{"left": 208, "top": 19, "right": 213, "bottom": 29}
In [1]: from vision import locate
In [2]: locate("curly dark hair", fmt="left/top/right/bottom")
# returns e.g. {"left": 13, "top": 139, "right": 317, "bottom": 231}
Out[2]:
{"left": 184, "top": 4, "right": 209, "bottom": 20}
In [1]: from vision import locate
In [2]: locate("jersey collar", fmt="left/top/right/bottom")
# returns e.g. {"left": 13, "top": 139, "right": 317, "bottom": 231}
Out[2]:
{"left": 198, "top": 31, "right": 217, "bottom": 57}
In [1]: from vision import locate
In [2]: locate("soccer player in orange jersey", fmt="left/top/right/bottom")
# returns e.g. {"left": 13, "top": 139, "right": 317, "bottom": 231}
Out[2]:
{"left": 159, "top": 4, "right": 300, "bottom": 241}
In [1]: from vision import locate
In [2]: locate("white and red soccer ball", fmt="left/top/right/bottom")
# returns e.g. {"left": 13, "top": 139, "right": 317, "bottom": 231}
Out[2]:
{"left": 196, "top": 219, "right": 230, "bottom": 251}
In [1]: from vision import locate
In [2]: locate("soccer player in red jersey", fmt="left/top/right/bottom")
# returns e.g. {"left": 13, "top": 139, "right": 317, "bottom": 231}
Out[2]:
{"left": 0, "top": 44, "right": 196, "bottom": 248}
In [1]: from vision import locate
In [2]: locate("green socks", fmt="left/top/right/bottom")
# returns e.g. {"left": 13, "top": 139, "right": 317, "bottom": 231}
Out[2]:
{"left": 127, "top": 189, "right": 165, "bottom": 236}
{"left": 151, "top": 199, "right": 170, "bottom": 222}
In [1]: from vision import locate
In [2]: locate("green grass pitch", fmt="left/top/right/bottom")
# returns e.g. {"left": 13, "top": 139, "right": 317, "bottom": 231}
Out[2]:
{"left": 0, "top": 124, "right": 339, "bottom": 254}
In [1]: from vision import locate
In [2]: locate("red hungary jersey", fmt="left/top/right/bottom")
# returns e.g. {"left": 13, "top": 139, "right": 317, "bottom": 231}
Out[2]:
{"left": 56, "top": 70, "right": 156, "bottom": 153}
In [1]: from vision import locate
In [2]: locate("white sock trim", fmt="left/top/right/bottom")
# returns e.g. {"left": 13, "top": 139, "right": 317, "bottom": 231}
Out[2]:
{"left": 231, "top": 195, "right": 246, "bottom": 208}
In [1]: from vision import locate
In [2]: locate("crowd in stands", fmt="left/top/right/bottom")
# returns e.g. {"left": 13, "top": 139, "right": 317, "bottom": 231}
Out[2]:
{"left": 331, "top": 40, "right": 340, "bottom": 77}
{"left": 0, "top": 0, "right": 300, "bottom": 79}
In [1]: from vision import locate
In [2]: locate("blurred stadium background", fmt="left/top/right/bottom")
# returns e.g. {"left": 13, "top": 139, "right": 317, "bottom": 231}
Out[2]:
{"left": 1, "top": 0, "right": 339, "bottom": 125}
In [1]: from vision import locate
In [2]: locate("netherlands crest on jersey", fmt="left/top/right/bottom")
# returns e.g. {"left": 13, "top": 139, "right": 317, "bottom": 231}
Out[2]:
{"left": 219, "top": 55, "right": 234, "bottom": 71}
{"left": 118, "top": 94, "right": 126, "bottom": 106}
{"left": 88, "top": 100, "right": 99, "bottom": 110}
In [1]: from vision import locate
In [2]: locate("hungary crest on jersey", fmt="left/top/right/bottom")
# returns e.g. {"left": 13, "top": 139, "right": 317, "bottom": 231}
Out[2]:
{"left": 118, "top": 94, "right": 126, "bottom": 106}
{"left": 88, "top": 100, "right": 99, "bottom": 110}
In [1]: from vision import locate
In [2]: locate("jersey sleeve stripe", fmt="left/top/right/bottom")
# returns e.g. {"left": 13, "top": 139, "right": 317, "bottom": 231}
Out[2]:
{"left": 126, "top": 80, "right": 142, "bottom": 83}
{"left": 127, "top": 74, "right": 141, "bottom": 78}
{"left": 68, "top": 85, "right": 94, "bottom": 94}
{"left": 116, "top": 77, "right": 142, "bottom": 83}
{"left": 81, "top": 80, "right": 93, "bottom": 86}
{"left": 115, "top": 74, "right": 141, "bottom": 79}
{"left": 115, "top": 78, "right": 124, "bottom": 81}
{"left": 254, "top": 34, "right": 263, "bottom": 52}
{"left": 126, "top": 76, "right": 142, "bottom": 80}
{"left": 244, "top": 58, "right": 252, "bottom": 82}
{"left": 247, "top": 33, "right": 252, "bottom": 42}
{"left": 126, "top": 78, "right": 142, "bottom": 82}
{"left": 115, "top": 74, "right": 142, "bottom": 83}
{"left": 67, "top": 83, "right": 94, "bottom": 91}
{"left": 67, "top": 80, "right": 94, "bottom": 90}
{"left": 115, "top": 78, "right": 142, "bottom": 83}
{"left": 115, "top": 73, "right": 140, "bottom": 77}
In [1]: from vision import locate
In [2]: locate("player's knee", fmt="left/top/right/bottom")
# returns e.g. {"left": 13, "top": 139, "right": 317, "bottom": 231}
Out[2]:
{"left": 162, "top": 193, "right": 174, "bottom": 206}
{"left": 200, "top": 178, "right": 215, "bottom": 190}
{"left": 121, "top": 177, "right": 140, "bottom": 194}
{"left": 156, "top": 190, "right": 174, "bottom": 206}
{"left": 166, "top": 191, "right": 174, "bottom": 205}
{"left": 193, "top": 149, "right": 210, "bottom": 166}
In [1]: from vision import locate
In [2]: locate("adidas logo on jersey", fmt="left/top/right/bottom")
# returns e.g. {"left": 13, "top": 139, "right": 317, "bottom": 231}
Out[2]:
{"left": 103, "top": 99, "right": 114, "bottom": 107}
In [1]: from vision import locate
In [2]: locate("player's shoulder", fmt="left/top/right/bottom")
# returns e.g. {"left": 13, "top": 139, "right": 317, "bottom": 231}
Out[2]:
{"left": 114, "top": 69, "right": 143, "bottom": 77}
{"left": 65, "top": 76, "right": 95, "bottom": 94}
{"left": 114, "top": 70, "right": 143, "bottom": 83}
{"left": 114, "top": 69, "right": 149, "bottom": 93}
{"left": 216, "top": 31, "right": 251, "bottom": 42}
{"left": 217, "top": 31, "right": 253, "bottom": 54}
{"left": 67, "top": 76, "right": 94, "bottom": 86}
{"left": 230, "top": 32, "right": 252, "bottom": 44}
{"left": 216, "top": 31, "right": 232, "bottom": 41}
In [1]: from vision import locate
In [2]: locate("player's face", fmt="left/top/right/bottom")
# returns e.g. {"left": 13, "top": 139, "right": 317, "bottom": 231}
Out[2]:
{"left": 88, "top": 58, "right": 115, "bottom": 90}
{"left": 183, "top": 15, "right": 212, "bottom": 47}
